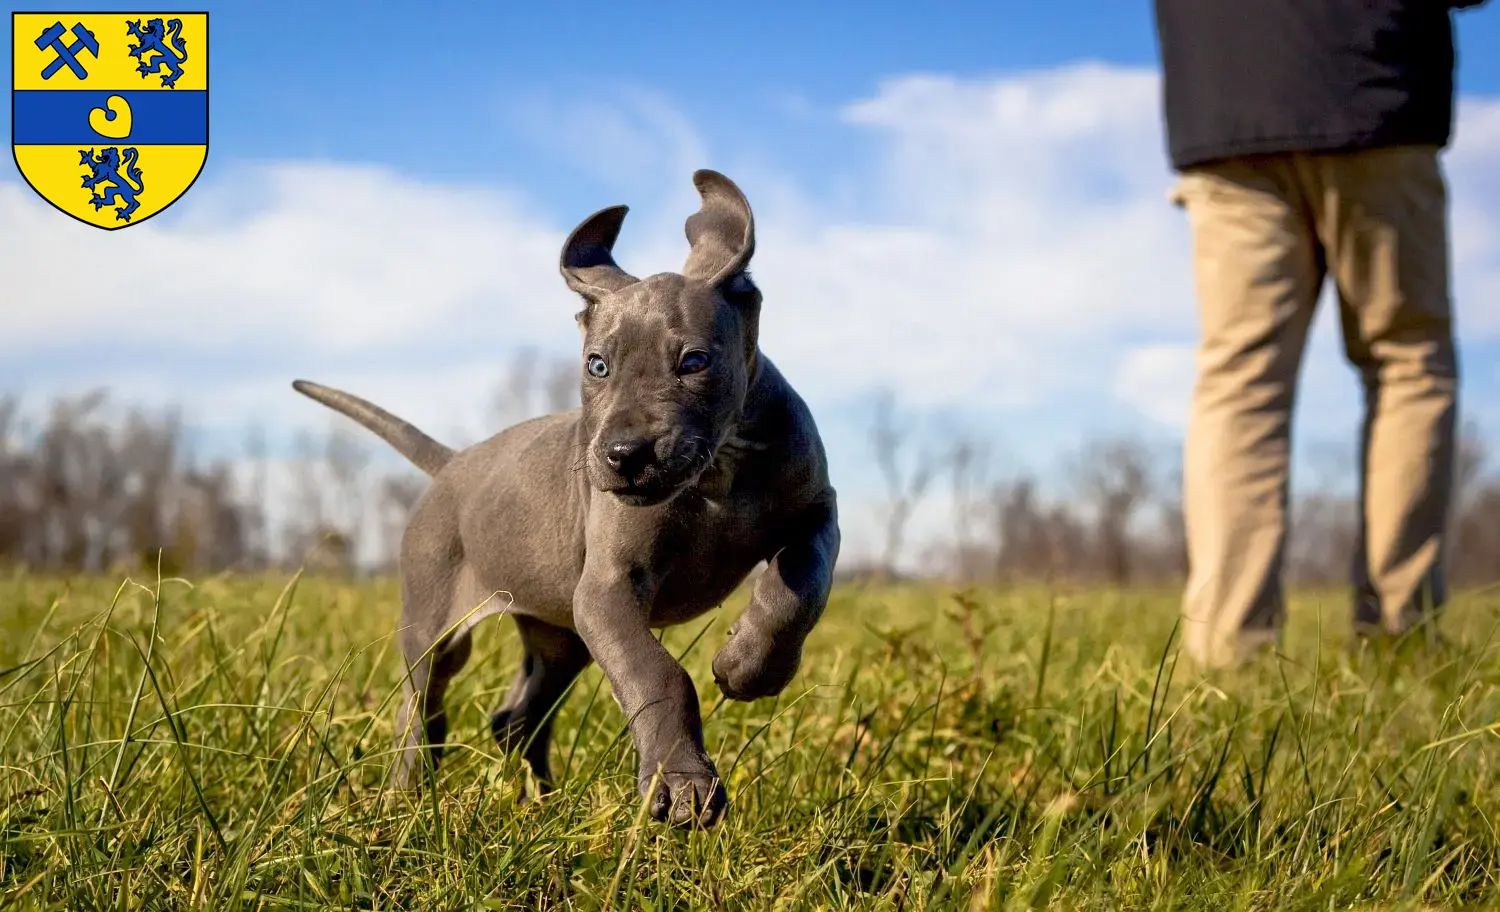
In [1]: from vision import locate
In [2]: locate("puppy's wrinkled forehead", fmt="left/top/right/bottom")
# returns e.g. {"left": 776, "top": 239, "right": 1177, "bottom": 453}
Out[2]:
{"left": 585, "top": 274, "right": 722, "bottom": 339}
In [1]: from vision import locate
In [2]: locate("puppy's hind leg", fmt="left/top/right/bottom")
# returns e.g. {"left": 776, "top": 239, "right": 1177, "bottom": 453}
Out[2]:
{"left": 389, "top": 567, "right": 475, "bottom": 790}
{"left": 491, "top": 615, "right": 593, "bottom": 794}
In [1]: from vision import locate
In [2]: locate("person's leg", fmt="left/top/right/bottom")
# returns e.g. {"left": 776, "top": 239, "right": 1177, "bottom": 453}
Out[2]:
{"left": 1174, "top": 157, "right": 1325, "bottom": 668}
{"left": 1315, "top": 145, "right": 1458, "bottom": 636}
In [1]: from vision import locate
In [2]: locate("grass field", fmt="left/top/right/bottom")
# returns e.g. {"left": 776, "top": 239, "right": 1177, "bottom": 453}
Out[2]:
{"left": 2, "top": 570, "right": 1499, "bottom": 910}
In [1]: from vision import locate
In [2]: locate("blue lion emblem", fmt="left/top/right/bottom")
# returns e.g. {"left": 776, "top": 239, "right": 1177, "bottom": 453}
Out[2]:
{"left": 79, "top": 147, "right": 145, "bottom": 223}
{"left": 126, "top": 17, "right": 188, "bottom": 89}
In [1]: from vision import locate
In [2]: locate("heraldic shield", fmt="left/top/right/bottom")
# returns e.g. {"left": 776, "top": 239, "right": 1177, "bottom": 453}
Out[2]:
{"left": 12, "top": 12, "right": 208, "bottom": 229}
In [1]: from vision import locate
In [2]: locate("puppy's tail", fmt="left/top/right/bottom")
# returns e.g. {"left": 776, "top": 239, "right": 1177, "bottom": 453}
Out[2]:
{"left": 291, "top": 380, "right": 454, "bottom": 477}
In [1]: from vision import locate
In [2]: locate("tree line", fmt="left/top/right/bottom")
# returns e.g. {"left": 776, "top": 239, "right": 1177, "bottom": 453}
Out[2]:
{"left": 1, "top": 363, "right": 1497, "bottom": 589}
{"left": 858, "top": 389, "right": 1500, "bottom": 589}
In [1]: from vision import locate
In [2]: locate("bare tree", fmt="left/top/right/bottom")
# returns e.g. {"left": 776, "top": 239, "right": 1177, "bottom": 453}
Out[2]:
{"left": 169, "top": 463, "right": 250, "bottom": 573}
{"left": 375, "top": 473, "right": 426, "bottom": 571}
{"left": 1072, "top": 437, "right": 1154, "bottom": 585}
{"left": 240, "top": 424, "right": 270, "bottom": 570}
{"left": 324, "top": 424, "right": 371, "bottom": 562}
{"left": 991, "top": 476, "right": 1053, "bottom": 582}
{"left": 868, "top": 389, "right": 939, "bottom": 578}
{"left": 0, "top": 392, "right": 254, "bottom": 574}
{"left": 1287, "top": 442, "right": 1359, "bottom": 585}
{"left": 544, "top": 356, "right": 580, "bottom": 414}
{"left": 1154, "top": 464, "right": 1188, "bottom": 581}
{"left": 492, "top": 348, "right": 581, "bottom": 430}
{"left": 0, "top": 395, "right": 27, "bottom": 560}
{"left": 1455, "top": 422, "right": 1488, "bottom": 508}
{"left": 282, "top": 428, "right": 352, "bottom": 573}
{"left": 1043, "top": 502, "right": 1093, "bottom": 581}
{"left": 491, "top": 347, "right": 542, "bottom": 429}
{"left": 942, "top": 435, "right": 995, "bottom": 580}
{"left": 1452, "top": 424, "right": 1500, "bottom": 587}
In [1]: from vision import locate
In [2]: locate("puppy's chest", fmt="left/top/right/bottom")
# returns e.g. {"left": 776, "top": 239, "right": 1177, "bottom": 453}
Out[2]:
{"left": 694, "top": 489, "right": 778, "bottom": 558}
{"left": 649, "top": 491, "right": 778, "bottom": 621}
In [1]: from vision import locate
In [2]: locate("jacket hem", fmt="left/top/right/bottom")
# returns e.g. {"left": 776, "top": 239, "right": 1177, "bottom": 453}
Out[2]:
{"left": 1169, "top": 129, "right": 1453, "bottom": 172}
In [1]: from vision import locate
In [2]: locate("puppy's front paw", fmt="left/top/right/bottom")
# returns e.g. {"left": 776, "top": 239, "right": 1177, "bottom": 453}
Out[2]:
{"left": 638, "top": 753, "right": 728, "bottom": 828}
{"left": 712, "top": 625, "right": 802, "bottom": 701}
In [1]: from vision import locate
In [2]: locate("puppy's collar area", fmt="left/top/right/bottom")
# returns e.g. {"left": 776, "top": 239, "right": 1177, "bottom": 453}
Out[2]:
{"left": 689, "top": 429, "right": 769, "bottom": 502}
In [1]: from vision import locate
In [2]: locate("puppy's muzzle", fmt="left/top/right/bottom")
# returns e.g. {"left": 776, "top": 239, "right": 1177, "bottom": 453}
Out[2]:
{"left": 595, "top": 434, "right": 710, "bottom": 505}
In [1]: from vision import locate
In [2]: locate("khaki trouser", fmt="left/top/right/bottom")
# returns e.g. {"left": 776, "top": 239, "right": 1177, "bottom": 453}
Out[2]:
{"left": 1173, "top": 146, "right": 1459, "bottom": 668}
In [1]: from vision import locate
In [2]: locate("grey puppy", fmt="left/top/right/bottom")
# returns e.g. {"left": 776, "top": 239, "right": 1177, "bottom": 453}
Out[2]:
{"left": 292, "top": 170, "right": 839, "bottom": 828}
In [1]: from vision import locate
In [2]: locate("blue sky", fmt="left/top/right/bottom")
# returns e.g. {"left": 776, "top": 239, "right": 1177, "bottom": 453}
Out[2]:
{"left": 5, "top": 1, "right": 1500, "bottom": 567}
{"left": 50, "top": 1, "right": 1500, "bottom": 208}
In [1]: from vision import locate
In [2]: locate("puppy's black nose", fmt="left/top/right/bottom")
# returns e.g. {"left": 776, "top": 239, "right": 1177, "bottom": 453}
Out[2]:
{"left": 603, "top": 437, "right": 655, "bottom": 477}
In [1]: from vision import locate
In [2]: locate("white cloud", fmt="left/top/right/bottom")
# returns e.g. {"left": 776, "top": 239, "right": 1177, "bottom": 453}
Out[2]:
{"left": 1114, "top": 345, "right": 1197, "bottom": 428}
{"left": 0, "top": 166, "right": 572, "bottom": 355}
{"left": 5, "top": 62, "right": 1500, "bottom": 568}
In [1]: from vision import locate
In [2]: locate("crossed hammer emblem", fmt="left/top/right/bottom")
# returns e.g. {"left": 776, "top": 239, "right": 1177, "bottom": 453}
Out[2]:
{"left": 35, "top": 21, "right": 100, "bottom": 80}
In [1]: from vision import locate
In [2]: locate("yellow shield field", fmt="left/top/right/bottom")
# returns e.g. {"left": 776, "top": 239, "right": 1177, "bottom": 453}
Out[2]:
{"left": 11, "top": 11, "right": 208, "bottom": 229}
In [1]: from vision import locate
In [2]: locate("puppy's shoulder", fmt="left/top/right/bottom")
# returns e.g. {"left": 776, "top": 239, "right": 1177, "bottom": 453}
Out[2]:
{"left": 742, "top": 357, "right": 831, "bottom": 498}
{"left": 752, "top": 359, "right": 824, "bottom": 454}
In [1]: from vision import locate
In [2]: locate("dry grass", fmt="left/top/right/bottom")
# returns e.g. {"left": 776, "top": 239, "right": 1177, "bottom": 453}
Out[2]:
{"left": 3, "top": 569, "right": 1499, "bottom": 910}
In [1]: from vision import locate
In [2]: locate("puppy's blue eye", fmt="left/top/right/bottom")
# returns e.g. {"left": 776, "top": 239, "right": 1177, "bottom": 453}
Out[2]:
{"left": 679, "top": 350, "right": 710, "bottom": 374}
{"left": 586, "top": 354, "right": 609, "bottom": 378}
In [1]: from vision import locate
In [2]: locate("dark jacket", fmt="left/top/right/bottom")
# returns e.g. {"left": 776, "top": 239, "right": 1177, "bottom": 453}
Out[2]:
{"left": 1155, "top": 0, "right": 1488, "bottom": 171}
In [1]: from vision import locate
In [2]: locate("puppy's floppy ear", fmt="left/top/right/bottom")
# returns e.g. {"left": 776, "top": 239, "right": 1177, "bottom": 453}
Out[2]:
{"left": 560, "top": 205, "right": 638, "bottom": 301}
{"left": 682, "top": 170, "right": 755, "bottom": 287}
